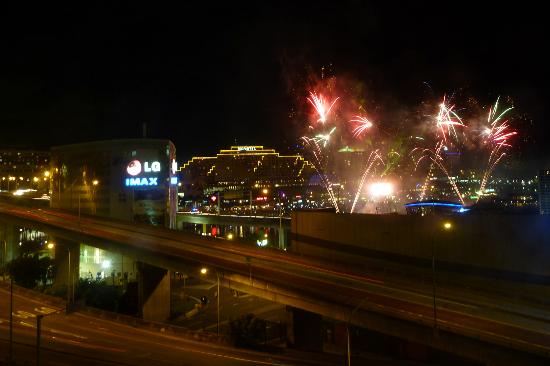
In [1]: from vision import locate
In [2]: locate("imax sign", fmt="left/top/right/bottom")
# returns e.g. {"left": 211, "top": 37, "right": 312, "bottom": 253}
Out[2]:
{"left": 125, "top": 177, "right": 158, "bottom": 187}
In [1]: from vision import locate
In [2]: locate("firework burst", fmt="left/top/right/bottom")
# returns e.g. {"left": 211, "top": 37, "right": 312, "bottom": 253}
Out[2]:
{"left": 301, "top": 136, "right": 340, "bottom": 212}
{"left": 307, "top": 91, "right": 339, "bottom": 124}
{"left": 435, "top": 97, "right": 465, "bottom": 142}
{"left": 349, "top": 115, "right": 374, "bottom": 138}
{"left": 313, "top": 127, "right": 337, "bottom": 147}
{"left": 412, "top": 142, "right": 465, "bottom": 205}
{"left": 478, "top": 98, "right": 517, "bottom": 199}
{"left": 350, "top": 150, "right": 384, "bottom": 213}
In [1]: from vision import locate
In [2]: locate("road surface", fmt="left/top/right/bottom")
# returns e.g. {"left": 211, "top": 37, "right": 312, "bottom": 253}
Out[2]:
{"left": 0, "top": 285, "right": 338, "bottom": 366}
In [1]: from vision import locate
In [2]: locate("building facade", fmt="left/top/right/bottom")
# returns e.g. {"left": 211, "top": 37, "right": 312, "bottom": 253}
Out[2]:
{"left": 539, "top": 170, "right": 550, "bottom": 214}
{"left": 50, "top": 139, "right": 178, "bottom": 228}
{"left": 179, "top": 145, "right": 317, "bottom": 214}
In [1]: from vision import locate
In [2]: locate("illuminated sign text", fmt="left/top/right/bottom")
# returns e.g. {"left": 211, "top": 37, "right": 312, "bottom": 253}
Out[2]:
{"left": 125, "top": 177, "right": 158, "bottom": 187}
{"left": 127, "top": 160, "right": 161, "bottom": 176}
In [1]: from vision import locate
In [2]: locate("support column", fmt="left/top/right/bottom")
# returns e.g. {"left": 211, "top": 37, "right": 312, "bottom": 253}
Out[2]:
{"left": 52, "top": 239, "right": 80, "bottom": 306}
{"left": 286, "top": 306, "right": 323, "bottom": 352}
{"left": 1, "top": 224, "right": 18, "bottom": 265}
{"left": 278, "top": 227, "right": 287, "bottom": 249}
{"left": 137, "top": 262, "right": 171, "bottom": 322}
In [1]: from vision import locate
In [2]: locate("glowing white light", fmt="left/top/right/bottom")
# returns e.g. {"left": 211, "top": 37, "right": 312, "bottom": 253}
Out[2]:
{"left": 369, "top": 182, "right": 393, "bottom": 197}
{"left": 127, "top": 160, "right": 142, "bottom": 176}
{"left": 171, "top": 159, "right": 178, "bottom": 174}
{"left": 101, "top": 259, "right": 111, "bottom": 269}
{"left": 256, "top": 239, "right": 268, "bottom": 247}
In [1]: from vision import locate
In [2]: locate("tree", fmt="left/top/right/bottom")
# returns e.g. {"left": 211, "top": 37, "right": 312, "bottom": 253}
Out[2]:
{"left": 7, "top": 255, "right": 41, "bottom": 288}
{"left": 7, "top": 254, "right": 56, "bottom": 289}
{"left": 229, "top": 314, "right": 266, "bottom": 349}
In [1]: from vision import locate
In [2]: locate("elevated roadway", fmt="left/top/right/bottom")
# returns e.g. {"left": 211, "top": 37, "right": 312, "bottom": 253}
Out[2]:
{"left": 1, "top": 202, "right": 549, "bottom": 365}
{"left": 176, "top": 212, "right": 291, "bottom": 230}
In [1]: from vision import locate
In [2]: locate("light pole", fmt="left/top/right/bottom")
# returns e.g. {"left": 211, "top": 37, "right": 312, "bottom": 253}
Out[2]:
{"left": 66, "top": 247, "right": 74, "bottom": 310}
{"left": 35, "top": 308, "right": 61, "bottom": 366}
{"left": 431, "top": 233, "right": 437, "bottom": 336}
{"left": 432, "top": 221, "right": 452, "bottom": 337}
{"left": 9, "top": 277, "right": 14, "bottom": 363}
{"left": 217, "top": 271, "right": 220, "bottom": 336}
{"left": 200, "top": 267, "right": 220, "bottom": 336}
{"left": 2, "top": 239, "right": 6, "bottom": 281}
{"left": 91, "top": 180, "right": 99, "bottom": 214}
{"left": 278, "top": 192, "right": 284, "bottom": 250}
{"left": 36, "top": 314, "right": 43, "bottom": 366}
{"left": 346, "top": 297, "right": 368, "bottom": 366}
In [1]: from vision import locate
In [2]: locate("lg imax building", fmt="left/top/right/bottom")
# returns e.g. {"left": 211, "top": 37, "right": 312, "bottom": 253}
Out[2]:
{"left": 51, "top": 139, "right": 178, "bottom": 228}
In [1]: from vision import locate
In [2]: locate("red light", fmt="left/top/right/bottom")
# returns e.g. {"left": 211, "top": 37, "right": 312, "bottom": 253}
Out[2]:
{"left": 211, "top": 226, "right": 217, "bottom": 236}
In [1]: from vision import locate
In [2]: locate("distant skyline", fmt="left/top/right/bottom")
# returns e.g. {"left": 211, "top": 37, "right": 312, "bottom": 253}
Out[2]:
{"left": 1, "top": 2, "right": 548, "bottom": 165}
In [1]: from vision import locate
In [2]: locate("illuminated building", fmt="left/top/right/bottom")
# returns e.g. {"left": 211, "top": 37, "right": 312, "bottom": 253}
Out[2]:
{"left": 538, "top": 170, "right": 550, "bottom": 214}
{"left": 0, "top": 149, "right": 50, "bottom": 193}
{"left": 179, "top": 146, "right": 317, "bottom": 213}
{"left": 50, "top": 139, "right": 177, "bottom": 228}
{"left": 180, "top": 146, "right": 315, "bottom": 195}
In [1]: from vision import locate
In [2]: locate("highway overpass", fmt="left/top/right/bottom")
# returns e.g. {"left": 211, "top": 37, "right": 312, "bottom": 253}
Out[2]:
{"left": 1, "top": 202, "right": 549, "bottom": 365}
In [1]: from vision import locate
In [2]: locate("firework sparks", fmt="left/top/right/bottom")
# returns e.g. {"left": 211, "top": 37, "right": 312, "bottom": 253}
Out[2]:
{"left": 482, "top": 97, "right": 516, "bottom": 147}
{"left": 301, "top": 136, "right": 340, "bottom": 212}
{"left": 350, "top": 150, "right": 384, "bottom": 213}
{"left": 478, "top": 98, "right": 516, "bottom": 199}
{"left": 413, "top": 142, "right": 465, "bottom": 205}
{"left": 307, "top": 92, "right": 339, "bottom": 124}
{"left": 435, "top": 97, "right": 465, "bottom": 142}
{"left": 349, "top": 115, "right": 374, "bottom": 138}
{"left": 313, "top": 127, "right": 337, "bottom": 147}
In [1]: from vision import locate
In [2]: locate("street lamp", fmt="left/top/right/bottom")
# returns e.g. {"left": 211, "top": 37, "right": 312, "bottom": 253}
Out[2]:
{"left": 347, "top": 297, "right": 368, "bottom": 366}
{"left": 36, "top": 307, "right": 62, "bottom": 366}
{"left": 432, "top": 220, "right": 453, "bottom": 336}
{"left": 200, "top": 266, "right": 220, "bottom": 335}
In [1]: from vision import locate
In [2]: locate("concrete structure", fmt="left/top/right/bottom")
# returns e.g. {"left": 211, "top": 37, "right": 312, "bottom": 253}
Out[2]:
{"left": 48, "top": 139, "right": 178, "bottom": 320}
{"left": 286, "top": 307, "right": 323, "bottom": 352}
{"left": 290, "top": 210, "right": 550, "bottom": 281}
{"left": 177, "top": 212, "right": 290, "bottom": 248}
{"left": 52, "top": 238, "right": 80, "bottom": 305}
{"left": 137, "top": 262, "right": 171, "bottom": 321}
{"left": 0, "top": 223, "right": 18, "bottom": 266}
{"left": 2, "top": 203, "right": 550, "bottom": 364}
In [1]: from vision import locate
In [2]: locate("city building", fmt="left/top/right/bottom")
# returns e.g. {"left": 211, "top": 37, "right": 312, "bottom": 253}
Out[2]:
{"left": 50, "top": 139, "right": 178, "bottom": 228}
{"left": 49, "top": 139, "right": 178, "bottom": 282}
{"left": 0, "top": 149, "right": 50, "bottom": 194}
{"left": 178, "top": 146, "right": 317, "bottom": 214}
{"left": 409, "top": 171, "right": 538, "bottom": 211}
{"left": 538, "top": 169, "right": 550, "bottom": 214}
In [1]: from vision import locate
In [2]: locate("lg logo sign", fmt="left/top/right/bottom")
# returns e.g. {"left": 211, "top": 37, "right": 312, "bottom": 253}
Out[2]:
{"left": 125, "top": 160, "right": 162, "bottom": 187}
{"left": 126, "top": 160, "right": 161, "bottom": 176}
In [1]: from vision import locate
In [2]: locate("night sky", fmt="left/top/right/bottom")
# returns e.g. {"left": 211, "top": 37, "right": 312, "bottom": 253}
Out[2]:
{"left": 1, "top": 2, "right": 547, "bottom": 165}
